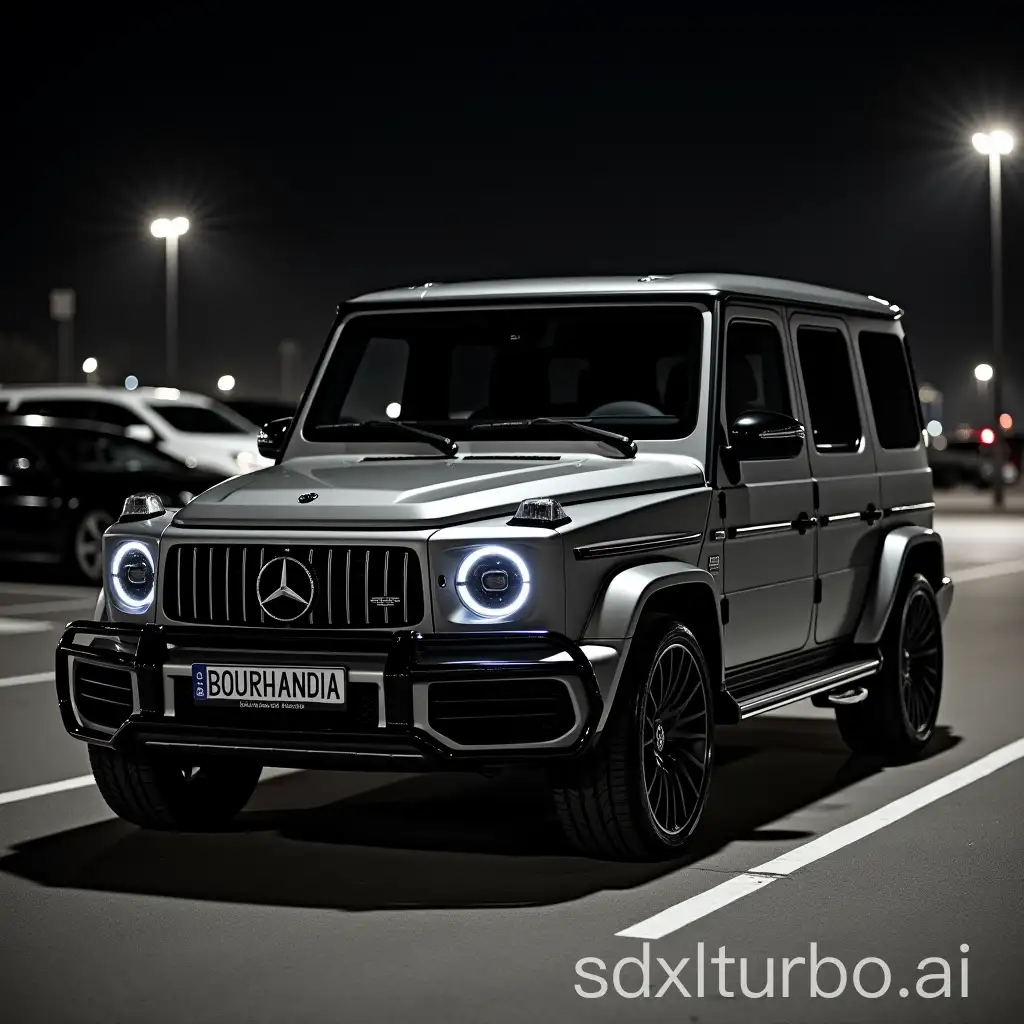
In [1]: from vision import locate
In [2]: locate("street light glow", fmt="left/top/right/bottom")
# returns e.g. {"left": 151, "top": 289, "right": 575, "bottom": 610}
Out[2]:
{"left": 150, "top": 216, "right": 190, "bottom": 239}
{"left": 974, "top": 363, "right": 994, "bottom": 382}
{"left": 217, "top": 374, "right": 236, "bottom": 392}
{"left": 81, "top": 357, "right": 98, "bottom": 374}
{"left": 926, "top": 420, "right": 943, "bottom": 437}
{"left": 972, "top": 129, "right": 1015, "bottom": 155}
{"left": 124, "top": 375, "right": 139, "bottom": 390}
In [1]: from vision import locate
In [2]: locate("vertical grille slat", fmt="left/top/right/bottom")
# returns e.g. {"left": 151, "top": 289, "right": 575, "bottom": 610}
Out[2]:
{"left": 163, "top": 543, "right": 423, "bottom": 629}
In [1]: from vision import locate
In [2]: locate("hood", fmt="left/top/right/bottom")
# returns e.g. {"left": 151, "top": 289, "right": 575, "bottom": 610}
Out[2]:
{"left": 175, "top": 453, "right": 706, "bottom": 529}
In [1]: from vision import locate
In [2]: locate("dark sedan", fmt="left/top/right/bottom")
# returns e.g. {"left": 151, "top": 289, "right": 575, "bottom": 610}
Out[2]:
{"left": 0, "top": 416, "right": 224, "bottom": 582}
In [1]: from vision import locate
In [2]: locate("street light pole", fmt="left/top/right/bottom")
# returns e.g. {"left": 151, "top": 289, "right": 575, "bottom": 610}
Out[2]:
{"left": 166, "top": 232, "right": 179, "bottom": 384}
{"left": 972, "top": 129, "right": 1013, "bottom": 508}
{"left": 150, "top": 216, "right": 190, "bottom": 386}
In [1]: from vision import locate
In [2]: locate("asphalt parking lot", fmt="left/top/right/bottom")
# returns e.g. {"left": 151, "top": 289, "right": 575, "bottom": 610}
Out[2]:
{"left": 0, "top": 495, "right": 1022, "bottom": 1022}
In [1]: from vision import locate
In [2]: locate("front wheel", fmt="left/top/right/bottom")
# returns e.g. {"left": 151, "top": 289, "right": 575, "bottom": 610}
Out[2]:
{"left": 89, "top": 746, "right": 262, "bottom": 830}
{"left": 836, "top": 572, "right": 943, "bottom": 760}
{"left": 551, "top": 620, "right": 714, "bottom": 860}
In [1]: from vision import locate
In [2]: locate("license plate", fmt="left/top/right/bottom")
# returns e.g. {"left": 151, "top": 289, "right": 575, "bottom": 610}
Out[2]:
{"left": 191, "top": 664, "right": 346, "bottom": 709}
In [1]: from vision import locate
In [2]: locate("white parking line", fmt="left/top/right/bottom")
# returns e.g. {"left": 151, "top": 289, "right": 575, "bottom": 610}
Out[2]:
{"left": 0, "top": 775, "right": 95, "bottom": 807}
{"left": 0, "top": 597, "right": 98, "bottom": 617}
{"left": 0, "top": 618, "right": 51, "bottom": 636}
{"left": 949, "top": 557, "right": 1024, "bottom": 584}
{"left": 0, "top": 671, "right": 55, "bottom": 690}
{"left": 617, "top": 737, "right": 1024, "bottom": 940}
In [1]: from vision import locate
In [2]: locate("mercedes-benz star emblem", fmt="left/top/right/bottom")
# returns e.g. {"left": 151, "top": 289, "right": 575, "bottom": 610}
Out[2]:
{"left": 298, "top": 492, "right": 318, "bottom": 504}
{"left": 256, "top": 556, "right": 316, "bottom": 621}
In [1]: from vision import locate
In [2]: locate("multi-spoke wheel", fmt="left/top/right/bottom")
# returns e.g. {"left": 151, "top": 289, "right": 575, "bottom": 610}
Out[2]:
{"left": 837, "top": 572, "right": 943, "bottom": 760}
{"left": 71, "top": 508, "right": 114, "bottom": 583}
{"left": 89, "top": 746, "right": 262, "bottom": 830}
{"left": 551, "top": 619, "right": 715, "bottom": 860}
{"left": 640, "top": 641, "right": 711, "bottom": 840}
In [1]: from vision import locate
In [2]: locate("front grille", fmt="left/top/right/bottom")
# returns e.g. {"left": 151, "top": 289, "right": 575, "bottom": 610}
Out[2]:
{"left": 427, "top": 678, "right": 577, "bottom": 746}
{"left": 73, "top": 662, "right": 133, "bottom": 731}
{"left": 163, "top": 544, "right": 424, "bottom": 628}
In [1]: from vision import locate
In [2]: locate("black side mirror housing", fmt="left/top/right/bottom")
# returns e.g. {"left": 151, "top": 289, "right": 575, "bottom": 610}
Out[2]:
{"left": 729, "top": 409, "right": 805, "bottom": 461}
{"left": 257, "top": 417, "right": 293, "bottom": 460}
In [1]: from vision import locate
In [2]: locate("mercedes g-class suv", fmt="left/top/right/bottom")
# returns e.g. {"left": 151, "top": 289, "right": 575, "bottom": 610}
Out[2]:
{"left": 56, "top": 274, "right": 953, "bottom": 860}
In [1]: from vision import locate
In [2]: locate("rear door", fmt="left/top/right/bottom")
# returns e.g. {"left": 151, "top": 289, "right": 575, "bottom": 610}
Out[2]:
{"left": 790, "top": 314, "right": 880, "bottom": 643}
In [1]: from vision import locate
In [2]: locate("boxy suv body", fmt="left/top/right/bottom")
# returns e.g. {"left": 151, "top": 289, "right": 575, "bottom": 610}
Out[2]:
{"left": 56, "top": 274, "right": 953, "bottom": 859}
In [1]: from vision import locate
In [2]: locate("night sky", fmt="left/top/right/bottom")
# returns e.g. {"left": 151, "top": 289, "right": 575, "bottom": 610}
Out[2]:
{"left": 2, "top": 11, "right": 1022, "bottom": 427}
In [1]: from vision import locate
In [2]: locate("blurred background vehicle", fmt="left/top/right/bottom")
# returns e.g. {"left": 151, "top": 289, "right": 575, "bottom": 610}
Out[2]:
{"left": 928, "top": 429, "right": 1022, "bottom": 489}
{"left": 0, "top": 415, "right": 223, "bottom": 581}
{"left": 222, "top": 397, "right": 295, "bottom": 430}
{"left": 0, "top": 385, "right": 271, "bottom": 476}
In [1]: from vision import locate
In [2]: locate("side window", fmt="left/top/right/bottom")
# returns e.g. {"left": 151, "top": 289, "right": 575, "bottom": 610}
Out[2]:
{"left": 724, "top": 319, "right": 792, "bottom": 431}
{"left": 796, "top": 327, "right": 863, "bottom": 453}
{"left": 0, "top": 434, "right": 48, "bottom": 473}
{"left": 858, "top": 331, "right": 922, "bottom": 449}
{"left": 80, "top": 401, "right": 146, "bottom": 428}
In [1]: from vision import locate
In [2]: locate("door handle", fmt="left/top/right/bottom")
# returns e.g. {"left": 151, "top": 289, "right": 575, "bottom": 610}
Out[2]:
{"left": 862, "top": 504, "right": 882, "bottom": 524}
{"left": 793, "top": 512, "right": 817, "bottom": 535}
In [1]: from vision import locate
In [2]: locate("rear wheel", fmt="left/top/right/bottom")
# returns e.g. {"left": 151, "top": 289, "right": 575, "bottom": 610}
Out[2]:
{"left": 89, "top": 746, "right": 261, "bottom": 830}
{"left": 836, "top": 572, "right": 943, "bottom": 760}
{"left": 551, "top": 620, "right": 714, "bottom": 860}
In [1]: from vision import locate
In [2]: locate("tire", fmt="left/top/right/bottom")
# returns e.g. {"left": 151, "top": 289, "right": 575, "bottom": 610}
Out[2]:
{"left": 836, "top": 572, "right": 943, "bottom": 760}
{"left": 69, "top": 508, "right": 115, "bottom": 583}
{"left": 89, "top": 745, "right": 262, "bottom": 830}
{"left": 551, "top": 619, "right": 715, "bottom": 860}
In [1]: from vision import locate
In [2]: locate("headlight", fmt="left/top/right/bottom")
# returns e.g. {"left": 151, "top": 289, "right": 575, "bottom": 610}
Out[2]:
{"left": 455, "top": 545, "right": 531, "bottom": 619}
{"left": 109, "top": 540, "right": 156, "bottom": 614}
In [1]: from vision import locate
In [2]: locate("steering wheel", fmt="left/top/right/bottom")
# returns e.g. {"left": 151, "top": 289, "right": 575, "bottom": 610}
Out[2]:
{"left": 587, "top": 400, "right": 663, "bottom": 417}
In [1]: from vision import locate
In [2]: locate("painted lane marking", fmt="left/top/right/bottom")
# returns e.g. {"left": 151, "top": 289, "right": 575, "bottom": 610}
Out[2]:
{"left": 949, "top": 557, "right": 1024, "bottom": 584}
{"left": 0, "top": 775, "right": 96, "bottom": 807}
{"left": 617, "top": 737, "right": 1024, "bottom": 939}
{"left": 0, "top": 671, "right": 55, "bottom": 690}
{"left": 0, "top": 597, "right": 98, "bottom": 617}
{"left": 0, "top": 618, "right": 51, "bottom": 636}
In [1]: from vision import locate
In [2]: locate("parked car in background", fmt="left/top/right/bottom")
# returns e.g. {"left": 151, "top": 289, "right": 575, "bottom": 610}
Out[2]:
{"left": 929, "top": 437, "right": 1021, "bottom": 489}
{"left": 222, "top": 397, "right": 295, "bottom": 430}
{"left": 0, "top": 416, "right": 223, "bottom": 581}
{"left": 0, "top": 385, "right": 272, "bottom": 477}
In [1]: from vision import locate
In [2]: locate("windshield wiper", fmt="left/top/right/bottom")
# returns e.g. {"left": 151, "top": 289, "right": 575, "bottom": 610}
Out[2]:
{"left": 469, "top": 417, "right": 637, "bottom": 459}
{"left": 311, "top": 420, "right": 459, "bottom": 458}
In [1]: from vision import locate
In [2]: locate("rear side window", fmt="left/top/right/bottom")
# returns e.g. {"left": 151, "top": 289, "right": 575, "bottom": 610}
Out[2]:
{"left": 858, "top": 331, "right": 922, "bottom": 449}
{"left": 796, "top": 327, "right": 862, "bottom": 453}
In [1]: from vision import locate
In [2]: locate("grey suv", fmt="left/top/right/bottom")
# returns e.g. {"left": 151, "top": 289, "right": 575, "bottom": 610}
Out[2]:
{"left": 55, "top": 274, "right": 953, "bottom": 860}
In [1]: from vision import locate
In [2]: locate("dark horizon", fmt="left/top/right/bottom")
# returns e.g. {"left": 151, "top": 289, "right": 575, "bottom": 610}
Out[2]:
{"left": 2, "top": 12, "right": 1023, "bottom": 426}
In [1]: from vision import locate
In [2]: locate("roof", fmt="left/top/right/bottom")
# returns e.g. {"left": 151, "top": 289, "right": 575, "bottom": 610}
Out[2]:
{"left": 348, "top": 273, "right": 902, "bottom": 317}
{"left": 0, "top": 385, "right": 214, "bottom": 404}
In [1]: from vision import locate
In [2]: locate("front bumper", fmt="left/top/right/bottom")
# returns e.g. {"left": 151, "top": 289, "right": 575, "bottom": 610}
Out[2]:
{"left": 55, "top": 623, "right": 606, "bottom": 770}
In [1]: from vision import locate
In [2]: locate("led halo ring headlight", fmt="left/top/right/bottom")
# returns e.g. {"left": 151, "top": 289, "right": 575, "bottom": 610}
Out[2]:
{"left": 455, "top": 545, "right": 531, "bottom": 619}
{"left": 109, "top": 540, "right": 156, "bottom": 614}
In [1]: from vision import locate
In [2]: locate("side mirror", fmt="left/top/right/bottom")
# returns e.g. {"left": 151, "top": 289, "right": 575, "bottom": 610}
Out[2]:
{"left": 729, "top": 409, "right": 805, "bottom": 461}
{"left": 125, "top": 424, "right": 155, "bottom": 443}
{"left": 257, "top": 417, "right": 292, "bottom": 460}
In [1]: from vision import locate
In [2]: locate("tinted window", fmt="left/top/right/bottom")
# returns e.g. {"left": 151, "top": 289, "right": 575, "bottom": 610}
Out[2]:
{"left": 152, "top": 403, "right": 254, "bottom": 434}
{"left": 0, "top": 433, "right": 49, "bottom": 473}
{"left": 796, "top": 327, "right": 862, "bottom": 453}
{"left": 858, "top": 331, "right": 922, "bottom": 449}
{"left": 724, "top": 320, "right": 791, "bottom": 431}
{"left": 305, "top": 306, "right": 705, "bottom": 440}
{"left": 59, "top": 433, "right": 186, "bottom": 472}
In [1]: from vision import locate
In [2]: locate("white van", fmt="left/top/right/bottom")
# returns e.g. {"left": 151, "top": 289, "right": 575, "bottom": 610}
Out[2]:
{"left": 0, "top": 385, "right": 273, "bottom": 476}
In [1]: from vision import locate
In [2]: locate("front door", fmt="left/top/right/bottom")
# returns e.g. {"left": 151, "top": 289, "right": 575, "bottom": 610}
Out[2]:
{"left": 0, "top": 434, "right": 59, "bottom": 554}
{"left": 717, "top": 307, "right": 815, "bottom": 668}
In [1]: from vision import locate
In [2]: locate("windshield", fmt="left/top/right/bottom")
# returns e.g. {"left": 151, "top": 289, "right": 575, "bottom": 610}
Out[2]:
{"left": 149, "top": 402, "right": 257, "bottom": 434}
{"left": 303, "top": 305, "right": 704, "bottom": 441}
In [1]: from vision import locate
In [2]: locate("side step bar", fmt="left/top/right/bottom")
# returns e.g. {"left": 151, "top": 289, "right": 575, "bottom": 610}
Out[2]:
{"left": 735, "top": 657, "right": 881, "bottom": 719}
